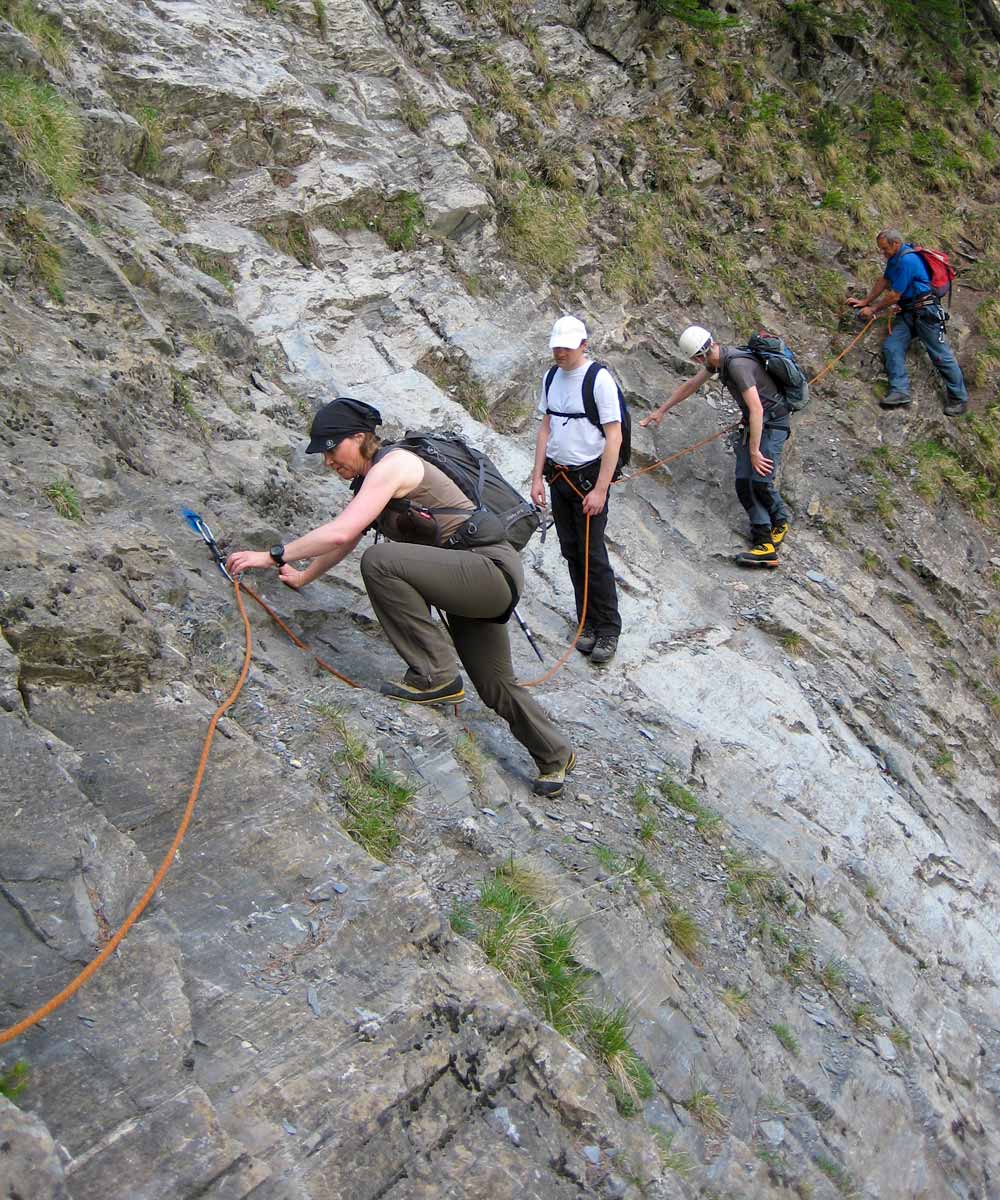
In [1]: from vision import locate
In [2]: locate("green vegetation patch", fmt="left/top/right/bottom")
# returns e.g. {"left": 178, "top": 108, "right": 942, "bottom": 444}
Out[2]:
{"left": 416, "top": 348, "right": 490, "bottom": 423}
{"left": 187, "top": 247, "right": 235, "bottom": 293}
{"left": 4, "top": 206, "right": 63, "bottom": 300}
{"left": 318, "top": 191, "right": 425, "bottom": 253}
{"left": 342, "top": 758, "right": 416, "bottom": 861}
{"left": 312, "top": 705, "right": 416, "bottom": 861}
{"left": 658, "top": 774, "right": 722, "bottom": 841}
{"left": 770, "top": 1021, "right": 800, "bottom": 1056}
{"left": 397, "top": 88, "right": 429, "bottom": 133}
{"left": 641, "top": 0, "right": 737, "bottom": 29}
{"left": 133, "top": 105, "right": 164, "bottom": 175}
{"left": 499, "top": 184, "right": 588, "bottom": 277}
{"left": 468, "top": 860, "right": 655, "bottom": 1112}
{"left": 0, "top": 1060, "right": 28, "bottom": 1099}
{"left": 0, "top": 74, "right": 81, "bottom": 197}
{"left": 912, "top": 416, "right": 1000, "bottom": 526}
{"left": 259, "top": 216, "right": 313, "bottom": 265}
{"left": 45, "top": 479, "right": 81, "bottom": 520}
{"left": 0, "top": 1, "right": 67, "bottom": 67}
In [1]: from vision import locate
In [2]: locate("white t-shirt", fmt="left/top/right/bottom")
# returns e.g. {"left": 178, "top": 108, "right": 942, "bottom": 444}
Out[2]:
{"left": 536, "top": 361, "right": 621, "bottom": 467}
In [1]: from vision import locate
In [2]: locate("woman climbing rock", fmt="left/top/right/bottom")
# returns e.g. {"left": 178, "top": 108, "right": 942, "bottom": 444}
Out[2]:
{"left": 226, "top": 398, "right": 574, "bottom": 798}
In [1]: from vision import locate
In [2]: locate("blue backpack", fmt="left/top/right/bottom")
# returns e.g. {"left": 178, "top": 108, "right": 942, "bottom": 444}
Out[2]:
{"left": 544, "top": 361, "right": 632, "bottom": 471}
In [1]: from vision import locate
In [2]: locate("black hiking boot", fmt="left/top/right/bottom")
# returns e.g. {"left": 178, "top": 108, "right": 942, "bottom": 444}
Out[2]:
{"left": 380, "top": 675, "right": 465, "bottom": 705}
{"left": 533, "top": 751, "right": 576, "bottom": 798}
{"left": 589, "top": 635, "right": 618, "bottom": 664}
{"left": 880, "top": 390, "right": 911, "bottom": 408}
{"left": 576, "top": 625, "right": 597, "bottom": 655}
{"left": 943, "top": 396, "right": 968, "bottom": 416}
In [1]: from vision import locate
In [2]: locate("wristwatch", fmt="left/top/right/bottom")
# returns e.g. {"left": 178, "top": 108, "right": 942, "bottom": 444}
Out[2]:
{"left": 268, "top": 544, "right": 286, "bottom": 567}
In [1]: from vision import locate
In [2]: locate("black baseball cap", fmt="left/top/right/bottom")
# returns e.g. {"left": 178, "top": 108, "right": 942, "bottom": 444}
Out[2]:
{"left": 305, "top": 398, "right": 382, "bottom": 455}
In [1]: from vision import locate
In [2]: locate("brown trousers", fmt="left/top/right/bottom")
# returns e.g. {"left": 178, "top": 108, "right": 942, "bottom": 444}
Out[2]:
{"left": 360, "top": 541, "right": 571, "bottom": 773}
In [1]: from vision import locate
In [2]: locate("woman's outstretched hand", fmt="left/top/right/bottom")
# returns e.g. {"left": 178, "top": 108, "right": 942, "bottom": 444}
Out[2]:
{"left": 225, "top": 549, "right": 273, "bottom": 575}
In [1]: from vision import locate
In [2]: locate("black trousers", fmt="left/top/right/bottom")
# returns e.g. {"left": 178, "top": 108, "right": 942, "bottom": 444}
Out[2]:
{"left": 548, "top": 463, "right": 622, "bottom": 637}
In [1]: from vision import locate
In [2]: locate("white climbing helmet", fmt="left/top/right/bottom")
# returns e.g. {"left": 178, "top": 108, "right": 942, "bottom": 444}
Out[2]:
{"left": 678, "top": 325, "right": 713, "bottom": 360}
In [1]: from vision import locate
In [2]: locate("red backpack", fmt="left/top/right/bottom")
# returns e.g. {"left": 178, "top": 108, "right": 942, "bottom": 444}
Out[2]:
{"left": 904, "top": 246, "right": 957, "bottom": 306}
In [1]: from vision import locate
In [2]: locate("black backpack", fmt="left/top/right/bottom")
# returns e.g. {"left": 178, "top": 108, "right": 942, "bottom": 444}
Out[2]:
{"left": 372, "top": 430, "right": 541, "bottom": 551}
{"left": 543, "top": 361, "right": 632, "bottom": 472}
{"left": 722, "top": 332, "right": 810, "bottom": 417}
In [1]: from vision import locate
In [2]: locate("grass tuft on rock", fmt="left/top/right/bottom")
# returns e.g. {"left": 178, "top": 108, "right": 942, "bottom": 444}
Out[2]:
{"left": 658, "top": 774, "right": 722, "bottom": 841}
{"left": 342, "top": 758, "right": 415, "bottom": 862}
{"left": 471, "top": 863, "right": 655, "bottom": 1112}
{"left": 318, "top": 706, "right": 415, "bottom": 862}
{"left": 0, "top": 1, "right": 68, "bottom": 67}
{"left": 4, "top": 206, "right": 63, "bottom": 300}
{"left": 133, "top": 105, "right": 164, "bottom": 175}
{"left": 45, "top": 479, "right": 81, "bottom": 520}
{"left": 770, "top": 1021, "right": 800, "bottom": 1056}
{"left": 0, "top": 73, "right": 81, "bottom": 197}
{"left": 0, "top": 1060, "right": 28, "bottom": 1099}
{"left": 583, "top": 1004, "right": 655, "bottom": 1112}
{"left": 499, "top": 184, "right": 588, "bottom": 277}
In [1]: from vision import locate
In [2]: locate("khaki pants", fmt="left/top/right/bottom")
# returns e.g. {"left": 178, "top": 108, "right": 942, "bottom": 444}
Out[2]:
{"left": 360, "top": 542, "right": 571, "bottom": 773}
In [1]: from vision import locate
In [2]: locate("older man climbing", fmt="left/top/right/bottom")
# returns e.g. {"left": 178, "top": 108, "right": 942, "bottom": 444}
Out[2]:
{"left": 848, "top": 228, "right": 968, "bottom": 416}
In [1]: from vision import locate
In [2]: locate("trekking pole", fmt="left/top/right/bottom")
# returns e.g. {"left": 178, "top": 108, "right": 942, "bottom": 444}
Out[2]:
{"left": 513, "top": 606, "right": 545, "bottom": 663}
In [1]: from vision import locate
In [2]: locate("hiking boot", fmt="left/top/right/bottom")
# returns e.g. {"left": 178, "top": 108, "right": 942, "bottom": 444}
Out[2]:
{"left": 880, "top": 390, "right": 911, "bottom": 408}
{"left": 734, "top": 541, "right": 779, "bottom": 569}
{"left": 533, "top": 751, "right": 576, "bottom": 798}
{"left": 576, "top": 625, "right": 597, "bottom": 655}
{"left": 770, "top": 520, "right": 790, "bottom": 546}
{"left": 589, "top": 634, "right": 618, "bottom": 664}
{"left": 380, "top": 675, "right": 465, "bottom": 705}
{"left": 943, "top": 397, "right": 968, "bottom": 416}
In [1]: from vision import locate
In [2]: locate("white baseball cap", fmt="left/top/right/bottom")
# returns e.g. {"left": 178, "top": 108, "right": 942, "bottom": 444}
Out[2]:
{"left": 549, "top": 315, "right": 588, "bottom": 350}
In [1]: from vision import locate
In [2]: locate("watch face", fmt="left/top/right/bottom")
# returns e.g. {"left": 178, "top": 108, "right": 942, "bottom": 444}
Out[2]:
{"left": 269, "top": 545, "right": 285, "bottom": 562}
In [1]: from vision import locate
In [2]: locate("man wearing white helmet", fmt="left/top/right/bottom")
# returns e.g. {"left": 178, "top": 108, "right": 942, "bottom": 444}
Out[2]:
{"left": 641, "top": 326, "right": 791, "bottom": 568}
{"left": 531, "top": 315, "right": 625, "bottom": 661}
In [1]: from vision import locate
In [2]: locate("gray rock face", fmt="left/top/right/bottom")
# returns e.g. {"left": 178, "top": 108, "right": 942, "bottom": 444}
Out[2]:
{"left": 0, "top": 1, "right": 998, "bottom": 1198}
{"left": 0, "top": 1096, "right": 69, "bottom": 1200}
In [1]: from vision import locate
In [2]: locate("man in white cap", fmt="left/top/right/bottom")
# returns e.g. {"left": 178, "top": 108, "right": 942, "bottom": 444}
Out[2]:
{"left": 530, "top": 315, "right": 625, "bottom": 662}
{"left": 641, "top": 325, "right": 791, "bottom": 568}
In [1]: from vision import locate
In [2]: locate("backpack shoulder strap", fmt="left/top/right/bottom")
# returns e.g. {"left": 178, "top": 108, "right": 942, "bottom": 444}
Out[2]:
{"left": 581, "top": 361, "right": 603, "bottom": 428}
{"left": 582, "top": 361, "right": 623, "bottom": 429}
{"left": 543, "top": 365, "right": 558, "bottom": 398}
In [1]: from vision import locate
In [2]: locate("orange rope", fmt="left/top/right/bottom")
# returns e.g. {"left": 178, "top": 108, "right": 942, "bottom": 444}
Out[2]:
{"left": 618, "top": 421, "right": 741, "bottom": 484}
{"left": 809, "top": 315, "right": 880, "bottom": 387}
{"left": 238, "top": 582, "right": 360, "bottom": 689}
{"left": 0, "top": 579, "right": 254, "bottom": 1048}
